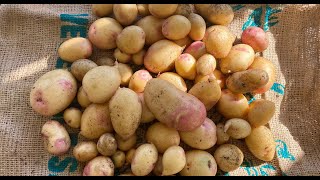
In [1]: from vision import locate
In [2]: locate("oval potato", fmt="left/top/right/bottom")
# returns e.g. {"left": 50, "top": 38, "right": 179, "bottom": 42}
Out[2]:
{"left": 116, "top": 25, "right": 146, "bottom": 54}
{"left": 214, "top": 144, "right": 244, "bottom": 172}
{"left": 148, "top": 4, "right": 178, "bottom": 18}
{"left": 58, "top": 37, "right": 92, "bottom": 63}
{"left": 158, "top": 72, "right": 187, "bottom": 92}
{"left": 224, "top": 118, "right": 252, "bottom": 139}
{"left": 131, "top": 143, "right": 158, "bottom": 176}
{"left": 248, "top": 99, "right": 276, "bottom": 127}
{"left": 162, "top": 15, "right": 191, "bottom": 40}
{"left": 188, "top": 13, "right": 206, "bottom": 41}
{"left": 73, "top": 141, "right": 98, "bottom": 162}
{"left": 83, "top": 156, "right": 114, "bottom": 176}
{"left": 162, "top": 146, "right": 186, "bottom": 176}
{"left": 113, "top": 4, "right": 138, "bottom": 26}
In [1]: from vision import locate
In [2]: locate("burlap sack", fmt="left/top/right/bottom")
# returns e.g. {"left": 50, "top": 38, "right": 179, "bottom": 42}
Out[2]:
{"left": 0, "top": 4, "right": 319, "bottom": 176}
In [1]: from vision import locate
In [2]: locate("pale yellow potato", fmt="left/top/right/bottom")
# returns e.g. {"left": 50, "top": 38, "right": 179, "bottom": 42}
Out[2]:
{"left": 194, "top": 73, "right": 214, "bottom": 84}
{"left": 203, "top": 25, "right": 236, "bottom": 43}
{"left": 148, "top": 4, "right": 178, "bottom": 18}
{"left": 114, "top": 48, "right": 132, "bottom": 64}
{"left": 158, "top": 72, "right": 187, "bottom": 92}
{"left": 248, "top": 99, "right": 276, "bottom": 127}
{"left": 115, "top": 133, "right": 137, "bottom": 152}
{"left": 112, "top": 150, "right": 126, "bottom": 168}
{"left": 97, "top": 133, "right": 117, "bottom": 156}
{"left": 162, "top": 15, "right": 191, "bottom": 40}
{"left": 117, "top": 63, "right": 133, "bottom": 86}
{"left": 129, "top": 70, "right": 153, "bottom": 93}
{"left": 73, "top": 141, "right": 98, "bottom": 162}
{"left": 162, "top": 146, "right": 186, "bottom": 176}
{"left": 175, "top": 53, "right": 197, "bottom": 80}
{"left": 58, "top": 37, "right": 92, "bottom": 63}
{"left": 173, "top": 36, "right": 193, "bottom": 47}
{"left": 194, "top": 4, "right": 234, "bottom": 25}
{"left": 92, "top": 4, "right": 113, "bottom": 17}
{"left": 116, "top": 25, "right": 146, "bottom": 54}
{"left": 224, "top": 118, "right": 252, "bottom": 139}
{"left": 131, "top": 143, "right": 158, "bottom": 176}
{"left": 214, "top": 144, "right": 244, "bottom": 172}
{"left": 83, "top": 156, "right": 114, "bottom": 176}
{"left": 71, "top": 59, "right": 98, "bottom": 81}
{"left": 95, "top": 57, "right": 115, "bottom": 66}
{"left": 132, "top": 49, "right": 146, "bottom": 65}
{"left": 153, "top": 154, "right": 163, "bottom": 176}
{"left": 63, "top": 107, "right": 82, "bottom": 129}
{"left": 137, "top": 93, "right": 155, "bottom": 123}
{"left": 125, "top": 149, "right": 136, "bottom": 164}
{"left": 188, "top": 13, "right": 206, "bottom": 41}
{"left": 136, "top": 16, "right": 165, "bottom": 46}
{"left": 216, "top": 122, "right": 230, "bottom": 145}
{"left": 137, "top": 4, "right": 150, "bottom": 16}
{"left": 174, "top": 4, "right": 195, "bottom": 17}
{"left": 184, "top": 40, "right": 207, "bottom": 59}
{"left": 113, "top": 4, "right": 138, "bottom": 26}
{"left": 77, "top": 86, "right": 91, "bottom": 108}
{"left": 196, "top": 54, "right": 216, "bottom": 76}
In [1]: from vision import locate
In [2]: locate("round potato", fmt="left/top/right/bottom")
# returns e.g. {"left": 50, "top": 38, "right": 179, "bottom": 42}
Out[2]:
{"left": 153, "top": 154, "right": 163, "bottom": 176}
{"left": 71, "top": 59, "right": 98, "bottom": 81}
{"left": 114, "top": 48, "right": 132, "bottom": 64}
{"left": 83, "top": 156, "right": 114, "bottom": 176}
{"left": 117, "top": 63, "right": 133, "bottom": 86}
{"left": 162, "top": 146, "right": 186, "bottom": 176}
{"left": 173, "top": 36, "right": 193, "bottom": 47}
{"left": 137, "top": 93, "right": 155, "bottom": 123}
{"left": 95, "top": 56, "right": 115, "bottom": 66}
{"left": 196, "top": 54, "right": 216, "bottom": 76}
{"left": 188, "top": 13, "right": 206, "bottom": 41}
{"left": 115, "top": 133, "right": 137, "bottom": 152}
{"left": 203, "top": 25, "right": 236, "bottom": 43}
{"left": 148, "top": 4, "right": 178, "bottom": 18}
{"left": 129, "top": 70, "right": 153, "bottom": 93}
{"left": 112, "top": 150, "right": 126, "bottom": 168}
{"left": 137, "top": 4, "right": 150, "bottom": 16}
{"left": 195, "top": 4, "right": 234, "bottom": 25}
{"left": 158, "top": 72, "right": 187, "bottom": 92}
{"left": 214, "top": 144, "right": 244, "bottom": 172}
{"left": 224, "top": 118, "right": 252, "bottom": 139}
{"left": 125, "top": 148, "right": 136, "bottom": 164}
{"left": 175, "top": 53, "right": 197, "bottom": 80}
{"left": 113, "top": 4, "right": 138, "bottom": 26}
{"left": 132, "top": 49, "right": 146, "bottom": 65}
{"left": 184, "top": 41, "right": 207, "bottom": 59}
{"left": 92, "top": 4, "right": 113, "bottom": 17}
{"left": 136, "top": 16, "right": 165, "bottom": 46}
{"left": 241, "top": 26, "right": 269, "bottom": 52}
{"left": 131, "top": 143, "right": 158, "bottom": 176}
{"left": 116, "top": 25, "right": 146, "bottom": 54}
{"left": 162, "top": 15, "right": 191, "bottom": 40}
{"left": 63, "top": 107, "right": 82, "bottom": 129}
{"left": 73, "top": 141, "right": 98, "bottom": 162}
{"left": 58, "top": 37, "right": 92, "bottom": 63}
{"left": 97, "top": 133, "right": 117, "bottom": 156}
{"left": 174, "top": 4, "right": 195, "bottom": 17}
{"left": 248, "top": 99, "right": 276, "bottom": 127}
{"left": 216, "top": 123, "right": 230, "bottom": 145}
{"left": 77, "top": 86, "right": 91, "bottom": 108}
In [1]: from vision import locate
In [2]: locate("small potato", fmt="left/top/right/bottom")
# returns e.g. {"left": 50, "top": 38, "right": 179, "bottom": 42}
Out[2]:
{"left": 214, "top": 144, "right": 244, "bottom": 172}
{"left": 188, "top": 13, "right": 206, "bottom": 41}
{"left": 71, "top": 59, "right": 98, "bottom": 81}
{"left": 114, "top": 48, "right": 131, "bottom": 64}
{"left": 117, "top": 63, "right": 133, "bottom": 86}
{"left": 136, "top": 16, "right": 165, "bottom": 46}
{"left": 129, "top": 70, "right": 153, "bottom": 93}
{"left": 184, "top": 41, "right": 206, "bottom": 59}
{"left": 245, "top": 126, "right": 276, "bottom": 161}
{"left": 146, "top": 122, "right": 180, "bottom": 153}
{"left": 95, "top": 57, "right": 115, "bottom": 66}
{"left": 248, "top": 99, "right": 275, "bottom": 127}
{"left": 58, "top": 37, "right": 92, "bottom": 63}
{"left": 174, "top": 4, "right": 195, "bottom": 17}
{"left": 63, "top": 107, "right": 82, "bottom": 129}
{"left": 158, "top": 72, "right": 187, "bottom": 92}
{"left": 131, "top": 143, "right": 158, "bottom": 176}
{"left": 196, "top": 54, "right": 216, "bottom": 76}
{"left": 97, "top": 133, "right": 117, "bottom": 156}
{"left": 113, "top": 4, "right": 138, "bottom": 26}
{"left": 153, "top": 155, "right": 163, "bottom": 176}
{"left": 83, "top": 156, "right": 114, "bottom": 176}
{"left": 220, "top": 44, "right": 255, "bottom": 74}
{"left": 216, "top": 123, "right": 230, "bottom": 145}
{"left": 80, "top": 103, "right": 113, "bottom": 139}
{"left": 180, "top": 150, "right": 217, "bottom": 176}
{"left": 241, "top": 26, "right": 269, "bottom": 52}
{"left": 213, "top": 69, "right": 226, "bottom": 89}
{"left": 112, "top": 150, "right": 126, "bottom": 168}
{"left": 179, "top": 118, "right": 217, "bottom": 150}
{"left": 77, "top": 86, "right": 91, "bottom": 108}
{"left": 126, "top": 149, "right": 136, "bottom": 164}
{"left": 173, "top": 36, "right": 193, "bottom": 47}
{"left": 148, "top": 4, "right": 178, "bottom": 18}
{"left": 224, "top": 118, "right": 252, "bottom": 139}
{"left": 162, "top": 146, "right": 186, "bottom": 176}
{"left": 137, "top": 4, "right": 150, "bottom": 16}
{"left": 115, "top": 133, "right": 137, "bottom": 152}
{"left": 217, "top": 89, "right": 249, "bottom": 119}
{"left": 195, "top": 4, "right": 234, "bottom": 25}
{"left": 92, "top": 4, "right": 113, "bottom": 17}
{"left": 203, "top": 25, "right": 236, "bottom": 43}
{"left": 88, "top": 17, "right": 123, "bottom": 50}
{"left": 132, "top": 49, "right": 146, "bottom": 66}
{"left": 73, "top": 141, "right": 98, "bottom": 162}
{"left": 162, "top": 15, "right": 191, "bottom": 40}
{"left": 116, "top": 25, "right": 146, "bottom": 54}
{"left": 137, "top": 93, "right": 155, "bottom": 123}
{"left": 175, "top": 53, "right": 197, "bottom": 80}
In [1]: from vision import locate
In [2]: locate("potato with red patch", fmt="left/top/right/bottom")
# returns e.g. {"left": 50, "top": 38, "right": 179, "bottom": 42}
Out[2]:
{"left": 116, "top": 25, "right": 146, "bottom": 54}
{"left": 113, "top": 4, "right": 138, "bottom": 26}
{"left": 58, "top": 37, "right": 92, "bottom": 63}
{"left": 148, "top": 4, "right": 178, "bottom": 18}
{"left": 83, "top": 156, "right": 114, "bottom": 176}
{"left": 129, "top": 70, "right": 153, "bottom": 93}
{"left": 136, "top": 16, "right": 165, "bottom": 46}
{"left": 162, "top": 15, "right": 191, "bottom": 40}
{"left": 184, "top": 41, "right": 206, "bottom": 59}
{"left": 241, "top": 26, "right": 269, "bottom": 52}
{"left": 175, "top": 53, "right": 197, "bottom": 80}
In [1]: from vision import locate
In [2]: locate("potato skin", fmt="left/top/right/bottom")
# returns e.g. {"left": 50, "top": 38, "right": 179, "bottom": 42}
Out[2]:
{"left": 136, "top": 16, "right": 165, "bottom": 46}
{"left": 83, "top": 156, "right": 114, "bottom": 176}
{"left": 148, "top": 4, "right": 178, "bottom": 18}
{"left": 175, "top": 4, "right": 195, "bottom": 17}
{"left": 113, "top": 4, "right": 138, "bottom": 26}
{"left": 97, "top": 133, "right": 117, "bottom": 156}
{"left": 95, "top": 57, "right": 115, "bottom": 66}
{"left": 144, "top": 78, "right": 207, "bottom": 131}
{"left": 248, "top": 99, "right": 275, "bottom": 128}
{"left": 129, "top": 70, "right": 153, "bottom": 93}
{"left": 117, "top": 63, "right": 133, "bottom": 86}
{"left": 162, "top": 146, "right": 186, "bottom": 176}
{"left": 162, "top": 15, "right": 191, "bottom": 40}
{"left": 77, "top": 86, "right": 91, "bottom": 108}
{"left": 116, "top": 25, "right": 146, "bottom": 54}
{"left": 216, "top": 123, "right": 230, "bottom": 145}
{"left": 63, "top": 107, "right": 82, "bottom": 129}
{"left": 214, "top": 144, "right": 244, "bottom": 172}
{"left": 73, "top": 141, "right": 98, "bottom": 162}
{"left": 115, "top": 133, "right": 137, "bottom": 152}
{"left": 114, "top": 48, "right": 131, "bottom": 64}
{"left": 131, "top": 143, "right": 158, "bottom": 176}
{"left": 241, "top": 26, "right": 269, "bottom": 52}
{"left": 58, "top": 37, "right": 92, "bottom": 63}
{"left": 173, "top": 36, "right": 193, "bottom": 47}
{"left": 158, "top": 72, "right": 187, "bottom": 92}
{"left": 30, "top": 69, "right": 77, "bottom": 116}
{"left": 137, "top": 93, "right": 155, "bottom": 123}
{"left": 71, "top": 59, "right": 98, "bottom": 81}
{"left": 137, "top": 4, "right": 150, "bottom": 16}
{"left": 188, "top": 13, "right": 206, "bottom": 41}
{"left": 175, "top": 53, "right": 197, "bottom": 80}
{"left": 132, "top": 49, "right": 146, "bottom": 65}
{"left": 92, "top": 4, "right": 113, "bottom": 17}
{"left": 112, "top": 150, "right": 126, "bottom": 168}
{"left": 184, "top": 41, "right": 206, "bottom": 59}
{"left": 224, "top": 118, "right": 252, "bottom": 139}
{"left": 203, "top": 25, "right": 236, "bottom": 43}
{"left": 195, "top": 4, "right": 234, "bottom": 25}
{"left": 196, "top": 54, "right": 216, "bottom": 76}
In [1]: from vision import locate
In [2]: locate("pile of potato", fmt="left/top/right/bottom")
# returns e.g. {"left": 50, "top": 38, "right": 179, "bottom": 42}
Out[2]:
{"left": 30, "top": 4, "right": 277, "bottom": 176}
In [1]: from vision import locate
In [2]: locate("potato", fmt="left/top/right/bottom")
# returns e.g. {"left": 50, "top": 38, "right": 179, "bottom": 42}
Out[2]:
{"left": 217, "top": 89, "right": 249, "bottom": 119}
{"left": 184, "top": 41, "right": 206, "bottom": 59}
{"left": 248, "top": 99, "right": 275, "bottom": 127}
{"left": 173, "top": 36, "right": 193, "bottom": 47}
{"left": 188, "top": 77, "right": 221, "bottom": 110}
{"left": 131, "top": 143, "right": 158, "bottom": 176}
{"left": 194, "top": 4, "right": 234, "bottom": 25}
{"left": 77, "top": 86, "right": 91, "bottom": 108}
{"left": 83, "top": 156, "right": 114, "bottom": 176}
{"left": 245, "top": 126, "right": 276, "bottom": 161}
{"left": 136, "top": 16, "right": 165, "bottom": 46}
{"left": 162, "top": 146, "right": 186, "bottom": 176}
{"left": 73, "top": 141, "right": 98, "bottom": 162}
{"left": 129, "top": 70, "right": 153, "bottom": 93}
{"left": 132, "top": 49, "right": 146, "bottom": 65}
{"left": 114, "top": 48, "right": 131, "bottom": 64}
{"left": 144, "top": 40, "right": 183, "bottom": 73}
{"left": 88, "top": 17, "right": 123, "bottom": 50}
{"left": 213, "top": 69, "right": 226, "bottom": 89}
{"left": 175, "top": 53, "right": 197, "bottom": 80}
{"left": 224, "top": 118, "right": 252, "bottom": 139}
{"left": 146, "top": 122, "right": 180, "bottom": 153}
{"left": 41, "top": 120, "right": 71, "bottom": 155}
{"left": 82, "top": 66, "right": 121, "bottom": 103}
{"left": 220, "top": 44, "right": 255, "bottom": 74}
{"left": 162, "top": 15, "right": 191, "bottom": 40}
{"left": 216, "top": 123, "right": 230, "bottom": 145}
{"left": 153, "top": 155, "right": 163, "bottom": 176}
{"left": 241, "top": 26, "right": 269, "bottom": 52}
{"left": 95, "top": 57, "right": 115, "bottom": 66}
{"left": 179, "top": 118, "right": 217, "bottom": 150}
{"left": 30, "top": 69, "right": 77, "bottom": 116}
{"left": 144, "top": 79, "right": 207, "bottom": 131}
{"left": 63, "top": 107, "right": 82, "bottom": 129}
{"left": 137, "top": 93, "right": 155, "bottom": 123}
{"left": 214, "top": 144, "right": 244, "bottom": 172}
{"left": 97, "top": 133, "right": 117, "bottom": 156}
{"left": 109, "top": 88, "right": 142, "bottom": 140}
{"left": 174, "top": 4, "right": 195, "bottom": 17}
{"left": 117, "top": 63, "right": 133, "bottom": 86}
{"left": 126, "top": 148, "right": 136, "bottom": 164}
{"left": 158, "top": 72, "right": 187, "bottom": 92}
{"left": 194, "top": 73, "right": 214, "bottom": 84}
{"left": 58, "top": 37, "right": 92, "bottom": 63}
{"left": 203, "top": 25, "right": 236, "bottom": 43}
{"left": 116, "top": 25, "right": 146, "bottom": 54}
{"left": 115, "top": 133, "right": 137, "bottom": 152}
{"left": 71, "top": 59, "right": 98, "bottom": 81}
{"left": 180, "top": 150, "right": 217, "bottom": 176}
{"left": 137, "top": 4, "right": 150, "bottom": 16}
{"left": 248, "top": 57, "right": 276, "bottom": 94}
{"left": 148, "top": 4, "right": 178, "bottom": 18}
{"left": 112, "top": 150, "right": 126, "bottom": 168}
{"left": 92, "top": 4, "right": 113, "bottom": 17}
{"left": 196, "top": 54, "right": 216, "bottom": 76}
{"left": 113, "top": 4, "right": 138, "bottom": 26}
{"left": 188, "top": 13, "right": 206, "bottom": 41}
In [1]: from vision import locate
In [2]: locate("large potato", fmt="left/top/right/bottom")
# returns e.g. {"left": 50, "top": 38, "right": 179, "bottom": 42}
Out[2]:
{"left": 196, "top": 54, "right": 216, "bottom": 76}
{"left": 245, "top": 126, "right": 276, "bottom": 161}
{"left": 92, "top": 4, "right": 113, "bottom": 17}
{"left": 180, "top": 150, "right": 217, "bottom": 176}
{"left": 162, "top": 146, "right": 186, "bottom": 176}
{"left": 77, "top": 86, "right": 91, "bottom": 108}
{"left": 63, "top": 107, "right": 82, "bottom": 129}
{"left": 136, "top": 16, "right": 165, "bottom": 46}
{"left": 195, "top": 4, "right": 234, "bottom": 25}
{"left": 132, "top": 49, "right": 146, "bottom": 65}
{"left": 224, "top": 118, "right": 252, "bottom": 139}
{"left": 30, "top": 69, "right": 77, "bottom": 116}
{"left": 144, "top": 78, "right": 207, "bottom": 131}
{"left": 216, "top": 122, "right": 230, "bottom": 145}
{"left": 131, "top": 143, "right": 158, "bottom": 176}
{"left": 241, "top": 26, "right": 269, "bottom": 52}
{"left": 175, "top": 4, "right": 195, "bottom": 17}
{"left": 129, "top": 70, "right": 153, "bottom": 93}
{"left": 162, "top": 15, "right": 191, "bottom": 40}
{"left": 88, "top": 17, "right": 123, "bottom": 50}
{"left": 214, "top": 144, "right": 244, "bottom": 172}
{"left": 70, "top": 59, "right": 98, "bottom": 82}
{"left": 82, "top": 66, "right": 121, "bottom": 103}
{"left": 248, "top": 99, "right": 276, "bottom": 127}
{"left": 115, "top": 133, "right": 137, "bottom": 152}
{"left": 58, "top": 37, "right": 92, "bottom": 63}
{"left": 188, "top": 13, "right": 206, "bottom": 41}
{"left": 109, "top": 88, "right": 142, "bottom": 140}
{"left": 146, "top": 122, "right": 180, "bottom": 153}
{"left": 137, "top": 93, "right": 155, "bottom": 123}
{"left": 158, "top": 72, "right": 187, "bottom": 92}
{"left": 117, "top": 63, "right": 133, "bottom": 86}
{"left": 116, "top": 25, "right": 146, "bottom": 54}
{"left": 184, "top": 41, "right": 207, "bottom": 59}
{"left": 80, "top": 103, "right": 113, "bottom": 139}
{"left": 175, "top": 53, "right": 197, "bottom": 80}
{"left": 137, "top": 4, "right": 150, "bottom": 16}
{"left": 73, "top": 141, "right": 98, "bottom": 162}
{"left": 113, "top": 4, "right": 138, "bottom": 26}
{"left": 179, "top": 118, "right": 217, "bottom": 150}
{"left": 114, "top": 48, "right": 131, "bottom": 64}
{"left": 97, "top": 133, "right": 117, "bottom": 156}
{"left": 83, "top": 156, "right": 114, "bottom": 176}
{"left": 144, "top": 40, "right": 183, "bottom": 73}
{"left": 148, "top": 4, "right": 178, "bottom": 18}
